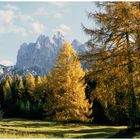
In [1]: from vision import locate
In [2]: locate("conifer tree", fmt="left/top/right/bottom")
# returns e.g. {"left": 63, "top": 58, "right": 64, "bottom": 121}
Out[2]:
{"left": 17, "top": 77, "right": 24, "bottom": 99}
{"left": 42, "top": 75, "right": 48, "bottom": 84}
{"left": 3, "top": 80, "right": 12, "bottom": 101}
{"left": 24, "top": 73, "right": 35, "bottom": 113}
{"left": 25, "top": 73, "right": 35, "bottom": 101}
{"left": 0, "top": 81, "right": 4, "bottom": 106}
{"left": 34, "top": 75, "right": 43, "bottom": 102}
{"left": 82, "top": 2, "right": 140, "bottom": 127}
{"left": 35, "top": 75, "right": 48, "bottom": 104}
{"left": 44, "top": 43, "right": 91, "bottom": 122}
{"left": 35, "top": 76, "right": 42, "bottom": 87}
{"left": 6, "top": 75, "right": 13, "bottom": 87}
{"left": 11, "top": 77, "right": 18, "bottom": 102}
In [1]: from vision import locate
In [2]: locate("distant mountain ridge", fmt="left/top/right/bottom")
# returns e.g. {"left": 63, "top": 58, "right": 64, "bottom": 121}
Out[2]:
{"left": 15, "top": 32, "right": 88, "bottom": 75}
{"left": 0, "top": 32, "right": 88, "bottom": 78}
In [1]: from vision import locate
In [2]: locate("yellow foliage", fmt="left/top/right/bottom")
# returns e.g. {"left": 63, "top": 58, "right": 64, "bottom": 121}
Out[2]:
{"left": 44, "top": 43, "right": 91, "bottom": 122}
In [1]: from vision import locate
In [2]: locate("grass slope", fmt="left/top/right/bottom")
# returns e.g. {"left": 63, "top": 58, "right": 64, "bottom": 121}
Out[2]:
{"left": 0, "top": 118, "right": 127, "bottom": 138}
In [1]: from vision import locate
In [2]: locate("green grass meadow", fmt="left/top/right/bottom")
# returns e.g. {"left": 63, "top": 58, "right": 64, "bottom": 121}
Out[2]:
{"left": 0, "top": 118, "right": 127, "bottom": 138}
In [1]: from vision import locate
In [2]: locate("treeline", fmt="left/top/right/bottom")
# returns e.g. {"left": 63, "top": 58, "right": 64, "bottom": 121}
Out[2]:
{"left": 0, "top": 42, "right": 139, "bottom": 126}
{"left": 0, "top": 43, "right": 92, "bottom": 122}
{"left": 0, "top": 73, "right": 48, "bottom": 119}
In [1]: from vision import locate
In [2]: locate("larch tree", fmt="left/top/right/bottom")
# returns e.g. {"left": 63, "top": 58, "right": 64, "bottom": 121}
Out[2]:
{"left": 42, "top": 75, "right": 48, "bottom": 84}
{"left": 17, "top": 77, "right": 24, "bottom": 100}
{"left": 82, "top": 2, "right": 140, "bottom": 127}
{"left": 38, "top": 75, "right": 48, "bottom": 104}
{"left": 6, "top": 75, "right": 13, "bottom": 87}
{"left": 44, "top": 43, "right": 91, "bottom": 122}
{"left": 10, "top": 77, "right": 18, "bottom": 102}
{"left": 25, "top": 73, "right": 35, "bottom": 102}
{"left": 3, "top": 80, "right": 12, "bottom": 102}
{"left": 35, "top": 76, "right": 42, "bottom": 87}
{"left": 34, "top": 75, "right": 43, "bottom": 103}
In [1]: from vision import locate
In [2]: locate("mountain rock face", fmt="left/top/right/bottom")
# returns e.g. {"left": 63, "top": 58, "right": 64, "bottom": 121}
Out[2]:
{"left": 0, "top": 64, "right": 14, "bottom": 79}
{"left": 16, "top": 32, "right": 88, "bottom": 75}
{"left": 0, "top": 64, "right": 43, "bottom": 79}
{"left": 0, "top": 65, "right": 5, "bottom": 75}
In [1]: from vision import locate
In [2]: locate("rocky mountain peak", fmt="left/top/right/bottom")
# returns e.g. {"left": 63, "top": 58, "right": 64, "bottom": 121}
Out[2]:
{"left": 72, "top": 39, "right": 81, "bottom": 47}
{"left": 53, "top": 31, "right": 65, "bottom": 46}
{"left": 15, "top": 33, "right": 87, "bottom": 75}
{"left": 37, "top": 34, "right": 46, "bottom": 43}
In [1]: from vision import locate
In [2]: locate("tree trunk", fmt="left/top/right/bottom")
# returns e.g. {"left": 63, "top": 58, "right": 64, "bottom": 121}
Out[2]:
{"left": 126, "top": 33, "right": 137, "bottom": 128}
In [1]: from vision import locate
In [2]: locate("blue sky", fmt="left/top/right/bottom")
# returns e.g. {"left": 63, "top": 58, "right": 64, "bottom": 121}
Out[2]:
{"left": 0, "top": 2, "right": 97, "bottom": 66}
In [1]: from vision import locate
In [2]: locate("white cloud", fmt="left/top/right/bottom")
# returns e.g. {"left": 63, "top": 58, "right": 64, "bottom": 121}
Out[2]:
{"left": 0, "top": 4, "right": 47, "bottom": 37}
{"left": 35, "top": 7, "right": 50, "bottom": 18}
{"left": 53, "top": 24, "right": 71, "bottom": 36}
{"left": 35, "top": 7, "right": 64, "bottom": 19}
{"left": 19, "top": 14, "right": 33, "bottom": 22}
{"left": 31, "top": 22, "right": 45, "bottom": 34}
{"left": 0, "top": 60, "right": 14, "bottom": 66}
{"left": 54, "top": 13, "right": 63, "bottom": 18}
{"left": 50, "top": 2, "right": 68, "bottom": 8}
{"left": 34, "top": 2, "right": 70, "bottom": 20}
{"left": 60, "top": 24, "right": 71, "bottom": 31}
{"left": 4, "top": 4, "right": 19, "bottom": 11}
{"left": 12, "top": 26, "right": 27, "bottom": 37}
{"left": 0, "top": 22, "right": 28, "bottom": 37}
{"left": 0, "top": 10, "right": 15, "bottom": 23}
{"left": 0, "top": 12, "right": 27, "bottom": 37}
{"left": 0, "top": 8, "right": 27, "bottom": 36}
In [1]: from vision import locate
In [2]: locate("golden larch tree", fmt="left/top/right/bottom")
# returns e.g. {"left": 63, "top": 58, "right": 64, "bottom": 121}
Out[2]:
{"left": 3, "top": 80, "right": 11, "bottom": 101}
{"left": 82, "top": 2, "right": 140, "bottom": 127}
{"left": 44, "top": 43, "right": 91, "bottom": 122}
{"left": 17, "top": 77, "right": 24, "bottom": 99}
{"left": 25, "top": 73, "right": 35, "bottom": 101}
{"left": 35, "top": 76, "right": 42, "bottom": 87}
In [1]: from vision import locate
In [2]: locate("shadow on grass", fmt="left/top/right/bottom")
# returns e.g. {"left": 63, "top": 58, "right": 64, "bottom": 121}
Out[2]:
{"left": 1, "top": 120, "right": 92, "bottom": 128}
{"left": 109, "top": 128, "right": 140, "bottom": 138}
{"left": 1, "top": 123, "right": 57, "bottom": 128}
{"left": 76, "top": 132, "right": 113, "bottom": 138}
{"left": 0, "top": 126, "right": 123, "bottom": 138}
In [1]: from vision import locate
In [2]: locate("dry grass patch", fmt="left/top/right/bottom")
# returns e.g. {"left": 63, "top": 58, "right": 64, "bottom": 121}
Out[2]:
{"left": 0, "top": 118, "right": 127, "bottom": 138}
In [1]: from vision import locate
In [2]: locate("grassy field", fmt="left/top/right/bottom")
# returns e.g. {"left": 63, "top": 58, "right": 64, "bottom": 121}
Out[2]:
{"left": 0, "top": 118, "right": 127, "bottom": 138}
